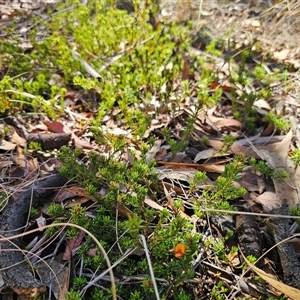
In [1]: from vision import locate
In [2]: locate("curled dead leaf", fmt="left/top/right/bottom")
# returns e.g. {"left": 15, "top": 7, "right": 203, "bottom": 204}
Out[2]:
{"left": 253, "top": 192, "right": 282, "bottom": 213}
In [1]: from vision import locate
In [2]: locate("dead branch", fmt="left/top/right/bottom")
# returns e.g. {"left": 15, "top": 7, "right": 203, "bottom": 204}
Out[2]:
{"left": 0, "top": 173, "right": 69, "bottom": 296}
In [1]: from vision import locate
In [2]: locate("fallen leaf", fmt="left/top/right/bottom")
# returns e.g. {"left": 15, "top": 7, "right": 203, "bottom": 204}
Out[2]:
{"left": 274, "top": 48, "right": 290, "bottom": 60}
{"left": 258, "top": 130, "right": 298, "bottom": 207}
{"left": 194, "top": 148, "right": 230, "bottom": 162}
{"left": 146, "top": 140, "right": 162, "bottom": 164}
{"left": 64, "top": 187, "right": 98, "bottom": 202}
{"left": 65, "top": 196, "right": 91, "bottom": 207}
{"left": 288, "top": 237, "right": 300, "bottom": 252}
{"left": 116, "top": 203, "right": 135, "bottom": 218}
{"left": 0, "top": 139, "right": 16, "bottom": 151}
{"left": 154, "top": 147, "right": 168, "bottom": 161}
{"left": 162, "top": 182, "right": 197, "bottom": 222}
{"left": 251, "top": 20, "right": 261, "bottom": 27}
{"left": 14, "top": 146, "right": 39, "bottom": 172}
{"left": 157, "top": 161, "right": 225, "bottom": 173}
{"left": 11, "top": 131, "right": 26, "bottom": 147}
{"left": 144, "top": 195, "right": 164, "bottom": 211}
{"left": 30, "top": 123, "right": 48, "bottom": 132}
{"left": 159, "top": 167, "right": 198, "bottom": 182}
{"left": 253, "top": 99, "right": 271, "bottom": 111}
{"left": 237, "top": 166, "right": 265, "bottom": 193}
{"left": 36, "top": 254, "right": 71, "bottom": 300}
{"left": 63, "top": 231, "right": 85, "bottom": 261}
{"left": 44, "top": 121, "right": 65, "bottom": 133}
{"left": 210, "top": 82, "right": 232, "bottom": 91}
{"left": 72, "top": 134, "right": 94, "bottom": 149}
{"left": 214, "top": 119, "right": 242, "bottom": 130}
{"left": 253, "top": 192, "right": 282, "bottom": 213}
{"left": 182, "top": 56, "right": 192, "bottom": 80}
{"left": 36, "top": 215, "right": 46, "bottom": 231}
{"left": 241, "top": 251, "right": 300, "bottom": 299}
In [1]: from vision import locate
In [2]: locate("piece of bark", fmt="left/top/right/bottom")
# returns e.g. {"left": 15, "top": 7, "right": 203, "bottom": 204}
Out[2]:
{"left": 268, "top": 202, "right": 300, "bottom": 289}
{"left": 0, "top": 173, "right": 69, "bottom": 296}
{"left": 236, "top": 213, "right": 263, "bottom": 265}
{"left": 27, "top": 133, "right": 71, "bottom": 150}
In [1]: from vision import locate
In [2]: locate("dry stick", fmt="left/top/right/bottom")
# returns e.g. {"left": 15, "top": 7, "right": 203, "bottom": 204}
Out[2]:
{"left": 0, "top": 173, "right": 117, "bottom": 298}
{"left": 0, "top": 223, "right": 117, "bottom": 300}
{"left": 1, "top": 175, "right": 75, "bottom": 289}
{"left": 140, "top": 234, "right": 160, "bottom": 300}
{"left": 0, "top": 173, "right": 70, "bottom": 295}
{"left": 0, "top": 240, "right": 62, "bottom": 297}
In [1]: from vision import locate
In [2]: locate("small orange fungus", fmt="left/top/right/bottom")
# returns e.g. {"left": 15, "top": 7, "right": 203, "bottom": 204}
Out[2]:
{"left": 174, "top": 243, "right": 187, "bottom": 258}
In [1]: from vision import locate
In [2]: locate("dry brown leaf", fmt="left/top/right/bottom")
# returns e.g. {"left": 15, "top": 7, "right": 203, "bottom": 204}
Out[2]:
{"left": 44, "top": 121, "right": 65, "bottom": 133}
{"left": 14, "top": 146, "right": 39, "bottom": 172}
{"left": 72, "top": 134, "right": 94, "bottom": 149}
{"left": 158, "top": 181, "right": 186, "bottom": 195}
{"left": 171, "top": 152, "right": 188, "bottom": 163}
{"left": 288, "top": 237, "right": 300, "bottom": 252}
{"left": 54, "top": 187, "right": 98, "bottom": 207}
{"left": 214, "top": 119, "right": 242, "bottom": 130}
{"left": 258, "top": 130, "right": 298, "bottom": 207}
{"left": 45, "top": 121, "right": 94, "bottom": 150}
{"left": 30, "top": 123, "right": 48, "bottom": 132}
{"left": 253, "top": 99, "right": 272, "bottom": 111}
{"left": 274, "top": 48, "right": 290, "bottom": 60}
{"left": 194, "top": 148, "right": 230, "bottom": 162}
{"left": 66, "top": 197, "right": 91, "bottom": 207}
{"left": 162, "top": 183, "right": 195, "bottom": 221}
{"left": 64, "top": 187, "right": 97, "bottom": 201}
{"left": 154, "top": 147, "right": 168, "bottom": 161}
{"left": 253, "top": 192, "right": 282, "bottom": 213}
{"left": 230, "top": 136, "right": 285, "bottom": 159}
{"left": 157, "top": 161, "right": 225, "bottom": 173}
{"left": 159, "top": 167, "right": 198, "bottom": 182}
{"left": 242, "top": 252, "right": 300, "bottom": 299}
{"left": 227, "top": 251, "right": 240, "bottom": 267}
{"left": 261, "top": 122, "right": 275, "bottom": 136}
{"left": 11, "top": 131, "right": 26, "bottom": 147}
{"left": 37, "top": 254, "right": 71, "bottom": 300}
{"left": 0, "top": 139, "right": 16, "bottom": 151}
{"left": 237, "top": 166, "right": 265, "bottom": 193}
{"left": 163, "top": 182, "right": 176, "bottom": 212}
{"left": 54, "top": 190, "right": 77, "bottom": 203}
{"left": 63, "top": 231, "right": 85, "bottom": 261}
{"left": 116, "top": 203, "right": 135, "bottom": 218}
{"left": 144, "top": 195, "right": 164, "bottom": 211}
{"left": 146, "top": 140, "right": 162, "bottom": 164}
{"left": 207, "top": 139, "right": 223, "bottom": 151}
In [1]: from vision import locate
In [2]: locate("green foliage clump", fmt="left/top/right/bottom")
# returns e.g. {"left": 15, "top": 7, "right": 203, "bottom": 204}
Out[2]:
{"left": 265, "top": 111, "right": 291, "bottom": 131}
{"left": 0, "top": 0, "right": 190, "bottom": 136}
{"left": 58, "top": 145, "right": 203, "bottom": 298}
{"left": 31, "top": 0, "right": 188, "bottom": 135}
{"left": 289, "top": 149, "right": 300, "bottom": 166}
{"left": 202, "top": 154, "right": 246, "bottom": 209}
